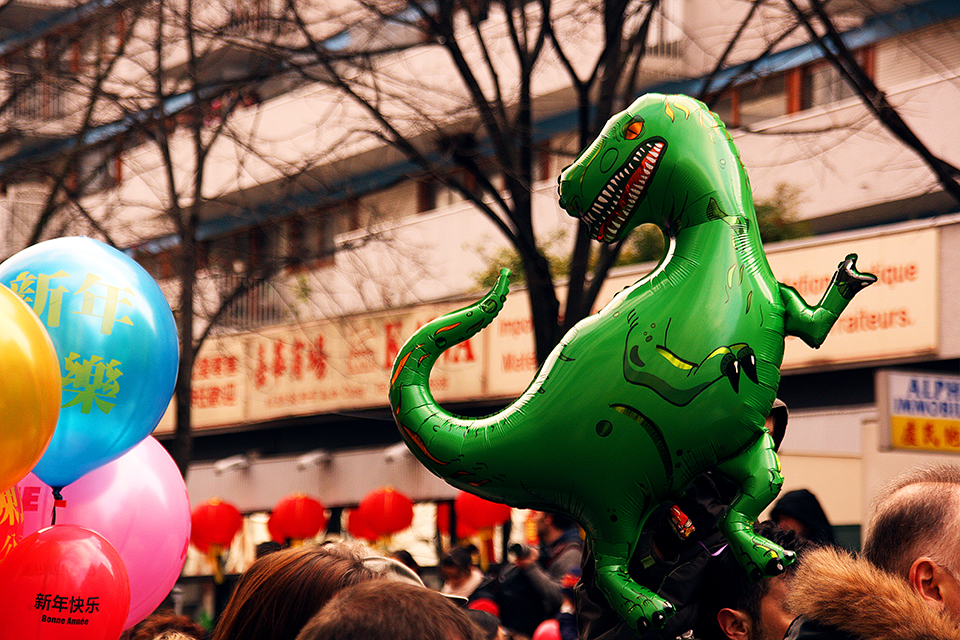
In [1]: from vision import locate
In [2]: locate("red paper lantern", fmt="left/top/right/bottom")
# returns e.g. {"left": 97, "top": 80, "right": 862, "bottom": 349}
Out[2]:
{"left": 358, "top": 487, "right": 413, "bottom": 536}
{"left": 271, "top": 493, "right": 327, "bottom": 542}
{"left": 190, "top": 498, "right": 243, "bottom": 553}
{"left": 267, "top": 511, "right": 285, "bottom": 544}
{"left": 345, "top": 508, "right": 379, "bottom": 542}
{"left": 455, "top": 491, "right": 512, "bottom": 531}
{"left": 436, "top": 501, "right": 477, "bottom": 539}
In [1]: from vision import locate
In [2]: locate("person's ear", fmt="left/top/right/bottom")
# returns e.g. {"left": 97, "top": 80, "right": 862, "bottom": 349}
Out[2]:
{"left": 717, "top": 607, "right": 753, "bottom": 640}
{"left": 909, "top": 557, "right": 947, "bottom": 610}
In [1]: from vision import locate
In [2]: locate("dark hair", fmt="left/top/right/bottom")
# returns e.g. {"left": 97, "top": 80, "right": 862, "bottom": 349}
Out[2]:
{"left": 770, "top": 489, "right": 834, "bottom": 544}
{"left": 441, "top": 546, "right": 475, "bottom": 571}
{"left": 545, "top": 511, "right": 577, "bottom": 532}
{"left": 465, "top": 609, "right": 500, "bottom": 640}
{"left": 693, "top": 522, "right": 811, "bottom": 640}
{"left": 295, "top": 580, "right": 485, "bottom": 640}
{"left": 211, "top": 541, "right": 377, "bottom": 640}
{"left": 256, "top": 540, "right": 283, "bottom": 558}
{"left": 131, "top": 610, "right": 206, "bottom": 640}
{"left": 390, "top": 549, "right": 422, "bottom": 576}
{"left": 861, "top": 463, "right": 960, "bottom": 579}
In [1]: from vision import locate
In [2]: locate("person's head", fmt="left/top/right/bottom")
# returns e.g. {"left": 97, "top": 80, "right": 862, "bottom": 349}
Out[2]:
{"left": 294, "top": 580, "right": 485, "bottom": 640}
{"left": 465, "top": 609, "right": 503, "bottom": 640}
{"left": 770, "top": 489, "right": 834, "bottom": 545}
{"left": 131, "top": 610, "right": 206, "bottom": 640}
{"left": 696, "top": 522, "right": 812, "bottom": 640}
{"left": 390, "top": 549, "right": 422, "bottom": 576}
{"left": 861, "top": 463, "right": 960, "bottom": 622}
{"left": 534, "top": 511, "right": 577, "bottom": 544}
{"left": 440, "top": 546, "right": 477, "bottom": 586}
{"left": 256, "top": 540, "right": 283, "bottom": 558}
{"left": 211, "top": 540, "right": 378, "bottom": 640}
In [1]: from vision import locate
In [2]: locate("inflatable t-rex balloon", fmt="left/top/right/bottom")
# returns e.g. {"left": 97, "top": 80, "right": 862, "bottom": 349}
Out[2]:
{"left": 389, "top": 93, "right": 876, "bottom": 632}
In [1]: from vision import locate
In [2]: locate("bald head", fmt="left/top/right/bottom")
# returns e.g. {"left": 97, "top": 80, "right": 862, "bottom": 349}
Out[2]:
{"left": 862, "top": 464, "right": 960, "bottom": 580}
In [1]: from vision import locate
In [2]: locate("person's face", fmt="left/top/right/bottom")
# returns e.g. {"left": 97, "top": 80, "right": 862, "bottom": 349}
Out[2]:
{"left": 754, "top": 575, "right": 795, "bottom": 640}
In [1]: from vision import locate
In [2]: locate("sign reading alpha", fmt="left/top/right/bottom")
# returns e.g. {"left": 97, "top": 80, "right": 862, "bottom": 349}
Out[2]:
{"left": 878, "top": 370, "right": 960, "bottom": 453}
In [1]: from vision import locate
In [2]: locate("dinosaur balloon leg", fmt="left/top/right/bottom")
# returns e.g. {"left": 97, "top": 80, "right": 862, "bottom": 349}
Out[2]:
{"left": 716, "top": 432, "right": 793, "bottom": 580}
{"left": 390, "top": 93, "right": 876, "bottom": 633}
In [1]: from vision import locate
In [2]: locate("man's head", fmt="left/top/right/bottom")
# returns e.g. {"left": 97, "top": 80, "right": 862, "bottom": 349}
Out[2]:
{"left": 534, "top": 511, "right": 577, "bottom": 544}
{"left": 861, "top": 462, "right": 960, "bottom": 622}
{"left": 440, "top": 546, "right": 476, "bottom": 587}
{"left": 696, "top": 522, "right": 811, "bottom": 640}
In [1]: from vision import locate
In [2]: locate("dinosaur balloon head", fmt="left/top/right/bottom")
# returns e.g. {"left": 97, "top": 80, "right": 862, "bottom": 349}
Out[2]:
{"left": 558, "top": 93, "right": 743, "bottom": 243}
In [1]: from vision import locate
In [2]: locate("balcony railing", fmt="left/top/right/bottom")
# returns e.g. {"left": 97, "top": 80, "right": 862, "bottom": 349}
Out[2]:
{"left": 218, "top": 277, "right": 290, "bottom": 331}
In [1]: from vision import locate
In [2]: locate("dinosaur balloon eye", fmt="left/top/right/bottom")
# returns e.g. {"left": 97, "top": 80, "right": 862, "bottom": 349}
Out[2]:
{"left": 625, "top": 120, "right": 644, "bottom": 140}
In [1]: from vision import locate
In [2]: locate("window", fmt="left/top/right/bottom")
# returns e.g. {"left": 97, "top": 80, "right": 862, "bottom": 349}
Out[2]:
{"left": 230, "top": 0, "right": 273, "bottom": 32}
{"left": 288, "top": 207, "right": 350, "bottom": 269}
{"left": 134, "top": 247, "right": 177, "bottom": 281}
{"left": 708, "top": 46, "right": 873, "bottom": 128}
{"left": 647, "top": 0, "right": 684, "bottom": 58}
{"left": 71, "top": 143, "right": 122, "bottom": 195}
{"left": 739, "top": 74, "right": 787, "bottom": 127}
{"left": 801, "top": 48, "right": 873, "bottom": 110}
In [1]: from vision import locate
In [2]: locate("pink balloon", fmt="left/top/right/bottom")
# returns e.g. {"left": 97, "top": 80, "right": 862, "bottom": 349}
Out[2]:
{"left": 18, "top": 437, "right": 191, "bottom": 630}
{"left": 17, "top": 472, "right": 52, "bottom": 534}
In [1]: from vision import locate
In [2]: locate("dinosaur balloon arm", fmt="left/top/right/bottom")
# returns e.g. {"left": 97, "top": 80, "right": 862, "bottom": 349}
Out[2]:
{"left": 778, "top": 253, "right": 876, "bottom": 349}
{"left": 778, "top": 283, "right": 837, "bottom": 349}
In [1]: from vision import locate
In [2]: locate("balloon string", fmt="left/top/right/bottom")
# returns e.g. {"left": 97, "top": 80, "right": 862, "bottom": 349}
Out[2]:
{"left": 51, "top": 487, "right": 64, "bottom": 525}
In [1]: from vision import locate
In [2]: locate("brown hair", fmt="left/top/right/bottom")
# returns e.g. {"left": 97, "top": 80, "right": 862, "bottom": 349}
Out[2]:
{"left": 211, "top": 541, "right": 377, "bottom": 640}
{"left": 131, "top": 610, "right": 206, "bottom": 640}
{"left": 295, "top": 580, "right": 485, "bottom": 640}
{"left": 861, "top": 463, "right": 960, "bottom": 579}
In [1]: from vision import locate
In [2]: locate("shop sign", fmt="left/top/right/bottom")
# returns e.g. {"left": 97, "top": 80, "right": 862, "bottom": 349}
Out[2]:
{"left": 767, "top": 228, "right": 939, "bottom": 368}
{"left": 878, "top": 370, "right": 960, "bottom": 453}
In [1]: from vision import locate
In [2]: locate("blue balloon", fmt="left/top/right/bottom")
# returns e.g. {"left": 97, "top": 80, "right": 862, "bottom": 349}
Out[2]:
{"left": 0, "top": 237, "right": 179, "bottom": 487}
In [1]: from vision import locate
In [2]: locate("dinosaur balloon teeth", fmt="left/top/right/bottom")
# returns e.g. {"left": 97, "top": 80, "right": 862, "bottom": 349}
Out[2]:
{"left": 586, "top": 139, "right": 666, "bottom": 242}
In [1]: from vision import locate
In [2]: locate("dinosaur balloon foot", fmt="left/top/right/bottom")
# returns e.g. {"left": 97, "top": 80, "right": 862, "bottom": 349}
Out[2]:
{"left": 724, "top": 525, "right": 797, "bottom": 582}
{"left": 594, "top": 554, "right": 677, "bottom": 632}
{"left": 836, "top": 254, "right": 878, "bottom": 300}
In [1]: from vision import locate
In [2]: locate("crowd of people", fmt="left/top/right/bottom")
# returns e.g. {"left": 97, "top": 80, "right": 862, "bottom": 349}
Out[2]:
{"left": 126, "top": 458, "right": 960, "bottom": 640}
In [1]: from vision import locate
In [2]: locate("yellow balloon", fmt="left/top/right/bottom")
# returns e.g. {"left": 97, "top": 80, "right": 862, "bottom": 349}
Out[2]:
{"left": 0, "top": 283, "right": 60, "bottom": 492}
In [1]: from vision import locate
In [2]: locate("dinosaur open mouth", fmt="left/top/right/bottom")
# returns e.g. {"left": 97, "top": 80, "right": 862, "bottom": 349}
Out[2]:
{"left": 582, "top": 138, "right": 666, "bottom": 243}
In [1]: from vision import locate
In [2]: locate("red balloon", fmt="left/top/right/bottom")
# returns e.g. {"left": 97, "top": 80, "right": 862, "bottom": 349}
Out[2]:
{"left": 271, "top": 494, "right": 327, "bottom": 541}
{"left": 190, "top": 498, "right": 242, "bottom": 552}
{"left": 0, "top": 525, "right": 130, "bottom": 640}
{"left": 345, "top": 508, "right": 379, "bottom": 542}
{"left": 0, "top": 484, "right": 24, "bottom": 561}
{"left": 532, "top": 618, "right": 562, "bottom": 640}
{"left": 455, "top": 491, "right": 512, "bottom": 530}
{"left": 358, "top": 487, "right": 414, "bottom": 536}
{"left": 436, "top": 501, "right": 477, "bottom": 539}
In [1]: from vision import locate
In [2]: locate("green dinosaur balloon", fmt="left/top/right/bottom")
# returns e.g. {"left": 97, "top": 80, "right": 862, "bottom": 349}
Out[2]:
{"left": 389, "top": 93, "right": 876, "bottom": 632}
